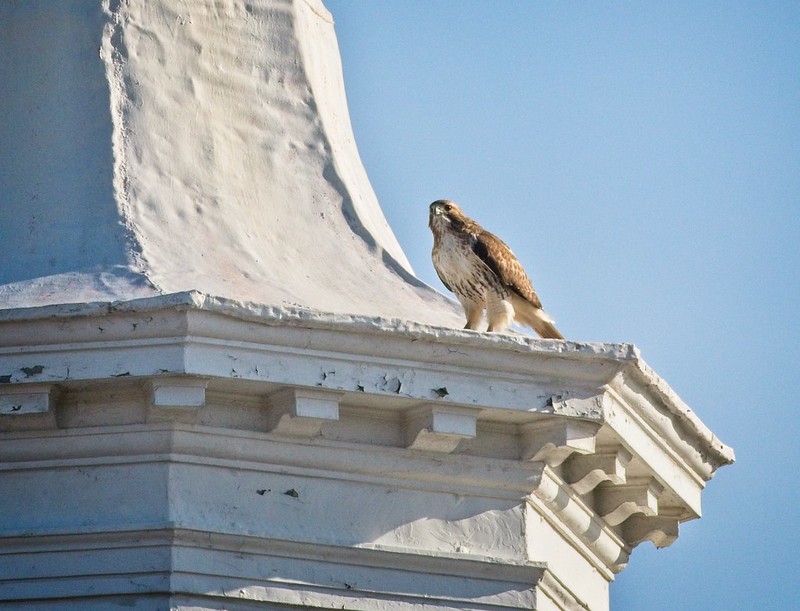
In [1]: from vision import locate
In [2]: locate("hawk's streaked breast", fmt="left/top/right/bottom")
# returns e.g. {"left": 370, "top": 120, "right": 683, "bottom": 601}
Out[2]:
{"left": 432, "top": 230, "right": 505, "bottom": 304}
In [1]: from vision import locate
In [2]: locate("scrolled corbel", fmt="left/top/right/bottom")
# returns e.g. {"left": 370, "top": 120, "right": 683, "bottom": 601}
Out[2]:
{"left": 565, "top": 446, "right": 633, "bottom": 495}
{"left": 622, "top": 514, "right": 680, "bottom": 548}
{"left": 520, "top": 418, "right": 601, "bottom": 466}
{"left": 595, "top": 477, "right": 664, "bottom": 526}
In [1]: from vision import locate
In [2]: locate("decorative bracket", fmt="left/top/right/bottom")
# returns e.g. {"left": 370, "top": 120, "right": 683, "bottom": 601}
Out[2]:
{"left": 0, "top": 383, "right": 57, "bottom": 416}
{"left": 565, "top": 446, "right": 633, "bottom": 495}
{"left": 519, "top": 419, "right": 601, "bottom": 466}
{"left": 404, "top": 405, "right": 478, "bottom": 453}
{"left": 595, "top": 478, "right": 664, "bottom": 526}
{"left": 148, "top": 377, "right": 209, "bottom": 423}
{"left": 622, "top": 514, "right": 680, "bottom": 549}
{"left": 267, "top": 387, "right": 341, "bottom": 437}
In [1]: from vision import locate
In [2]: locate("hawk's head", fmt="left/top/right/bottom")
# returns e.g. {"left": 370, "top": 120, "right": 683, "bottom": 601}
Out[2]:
{"left": 429, "top": 199, "right": 467, "bottom": 233}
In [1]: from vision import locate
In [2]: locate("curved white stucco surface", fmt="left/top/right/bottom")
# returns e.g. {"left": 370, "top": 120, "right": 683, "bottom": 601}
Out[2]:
{"left": 0, "top": 0, "right": 462, "bottom": 327}
{"left": 0, "top": 1, "right": 156, "bottom": 304}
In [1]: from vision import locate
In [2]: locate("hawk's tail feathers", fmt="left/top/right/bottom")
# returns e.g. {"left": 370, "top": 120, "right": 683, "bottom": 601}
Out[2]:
{"left": 510, "top": 294, "right": 565, "bottom": 340}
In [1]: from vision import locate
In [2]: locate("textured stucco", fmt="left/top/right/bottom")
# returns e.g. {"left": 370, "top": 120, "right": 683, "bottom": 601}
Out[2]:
{"left": 0, "top": 0, "right": 462, "bottom": 328}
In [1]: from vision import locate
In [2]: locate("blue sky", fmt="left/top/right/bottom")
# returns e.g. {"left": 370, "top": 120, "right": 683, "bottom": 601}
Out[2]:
{"left": 325, "top": 2, "right": 800, "bottom": 609}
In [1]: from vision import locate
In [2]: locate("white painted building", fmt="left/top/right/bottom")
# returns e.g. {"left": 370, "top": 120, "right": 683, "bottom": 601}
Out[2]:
{"left": 0, "top": 1, "right": 733, "bottom": 609}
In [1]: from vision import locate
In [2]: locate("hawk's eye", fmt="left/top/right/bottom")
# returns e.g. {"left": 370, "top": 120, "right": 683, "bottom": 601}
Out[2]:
{"left": 444, "top": 204, "right": 452, "bottom": 211}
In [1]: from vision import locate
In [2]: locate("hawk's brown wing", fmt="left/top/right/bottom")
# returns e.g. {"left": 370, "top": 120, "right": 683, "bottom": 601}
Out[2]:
{"left": 472, "top": 230, "right": 544, "bottom": 309}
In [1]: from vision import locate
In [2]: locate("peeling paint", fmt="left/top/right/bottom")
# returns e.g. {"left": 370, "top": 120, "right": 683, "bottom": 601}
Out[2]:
{"left": 381, "top": 375, "right": 402, "bottom": 394}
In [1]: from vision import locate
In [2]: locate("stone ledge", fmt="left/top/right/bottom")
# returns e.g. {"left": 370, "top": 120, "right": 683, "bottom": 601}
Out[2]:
{"left": 0, "top": 291, "right": 734, "bottom": 468}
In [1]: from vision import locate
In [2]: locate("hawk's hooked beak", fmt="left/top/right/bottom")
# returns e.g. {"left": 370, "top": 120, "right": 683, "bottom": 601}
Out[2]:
{"left": 429, "top": 201, "right": 454, "bottom": 230}
{"left": 431, "top": 202, "right": 449, "bottom": 217}
{"left": 429, "top": 204, "right": 444, "bottom": 230}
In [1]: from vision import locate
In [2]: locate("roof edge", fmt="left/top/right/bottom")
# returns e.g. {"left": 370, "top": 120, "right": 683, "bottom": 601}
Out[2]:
{"left": 0, "top": 291, "right": 734, "bottom": 471}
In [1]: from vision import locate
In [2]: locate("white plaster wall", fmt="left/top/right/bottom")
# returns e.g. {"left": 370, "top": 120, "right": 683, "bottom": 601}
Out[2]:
{"left": 0, "top": 447, "right": 523, "bottom": 562}
{"left": 167, "top": 461, "right": 528, "bottom": 561}
{"left": 0, "top": 425, "right": 541, "bottom": 609}
{"left": 0, "top": 1, "right": 154, "bottom": 299}
{"left": 0, "top": 459, "right": 170, "bottom": 533}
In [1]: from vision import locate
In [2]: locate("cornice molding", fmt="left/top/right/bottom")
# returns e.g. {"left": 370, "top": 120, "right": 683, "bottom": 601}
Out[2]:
{"left": 0, "top": 291, "right": 735, "bottom": 462}
{"left": 0, "top": 291, "right": 734, "bottom": 585}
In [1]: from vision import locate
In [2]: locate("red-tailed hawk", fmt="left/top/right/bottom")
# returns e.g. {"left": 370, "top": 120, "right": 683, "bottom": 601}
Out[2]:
{"left": 429, "top": 199, "right": 564, "bottom": 339}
